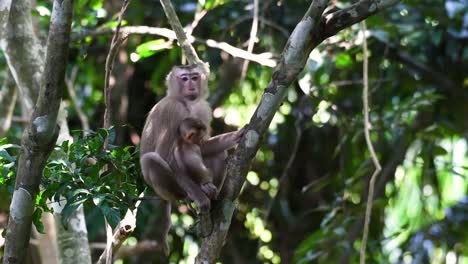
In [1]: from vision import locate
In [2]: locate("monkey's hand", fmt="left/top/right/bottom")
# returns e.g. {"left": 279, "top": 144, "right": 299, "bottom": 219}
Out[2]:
{"left": 231, "top": 126, "right": 247, "bottom": 144}
{"left": 201, "top": 182, "right": 217, "bottom": 200}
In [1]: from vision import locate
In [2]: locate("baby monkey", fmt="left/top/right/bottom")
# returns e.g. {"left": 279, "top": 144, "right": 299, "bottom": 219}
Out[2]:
{"left": 174, "top": 117, "right": 218, "bottom": 201}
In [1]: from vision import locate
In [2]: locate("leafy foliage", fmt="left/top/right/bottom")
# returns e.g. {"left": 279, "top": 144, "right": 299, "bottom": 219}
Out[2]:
{"left": 40, "top": 127, "right": 145, "bottom": 227}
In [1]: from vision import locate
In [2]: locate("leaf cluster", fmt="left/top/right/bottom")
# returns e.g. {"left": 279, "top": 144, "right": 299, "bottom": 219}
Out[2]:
{"left": 26, "top": 127, "right": 143, "bottom": 232}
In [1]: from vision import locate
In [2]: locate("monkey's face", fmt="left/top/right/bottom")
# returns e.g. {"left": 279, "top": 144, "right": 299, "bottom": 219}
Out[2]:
{"left": 177, "top": 71, "right": 201, "bottom": 101}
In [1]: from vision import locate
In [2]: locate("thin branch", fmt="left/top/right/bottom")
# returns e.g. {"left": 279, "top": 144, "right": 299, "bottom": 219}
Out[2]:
{"left": 103, "top": 0, "right": 130, "bottom": 132}
{"left": 225, "top": 14, "right": 289, "bottom": 39}
{"left": 197, "top": 38, "right": 275, "bottom": 67}
{"left": 159, "top": 0, "right": 204, "bottom": 68}
{"left": 99, "top": 1, "right": 131, "bottom": 263}
{"left": 322, "top": 0, "right": 400, "bottom": 39}
{"left": 186, "top": 8, "right": 208, "bottom": 38}
{"left": 240, "top": 0, "right": 259, "bottom": 81}
{"left": 65, "top": 67, "right": 90, "bottom": 132}
{"left": 113, "top": 240, "right": 159, "bottom": 260}
{"left": 11, "top": 116, "right": 29, "bottom": 123}
{"left": 359, "top": 21, "right": 382, "bottom": 264}
{"left": 72, "top": 26, "right": 276, "bottom": 67}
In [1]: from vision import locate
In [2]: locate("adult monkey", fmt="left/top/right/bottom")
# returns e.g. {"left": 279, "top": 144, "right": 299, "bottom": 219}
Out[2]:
{"left": 140, "top": 64, "right": 244, "bottom": 255}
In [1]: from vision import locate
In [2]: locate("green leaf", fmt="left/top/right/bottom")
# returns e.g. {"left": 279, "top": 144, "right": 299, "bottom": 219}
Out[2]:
{"left": 0, "top": 149, "right": 15, "bottom": 162}
{"left": 32, "top": 208, "right": 45, "bottom": 234}
{"left": 93, "top": 193, "right": 108, "bottom": 206}
{"left": 433, "top": 145, "right": 448, "bottom": 156}
{"left": 136, "top": 39, "right": 170, "bottom": 58}
{"left": 335, "top": 53, "right": 353, "bottom": 69}
{"left": 60, "top": 196, "right": 88, "bottom": 228}
{"left": 100, "top": 203, "right": 121, "bottom": 227}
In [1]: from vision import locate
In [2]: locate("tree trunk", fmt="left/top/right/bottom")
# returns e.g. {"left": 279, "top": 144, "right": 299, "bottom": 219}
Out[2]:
{"left": 2, "top": 0, "right": 74, "bottom": 263}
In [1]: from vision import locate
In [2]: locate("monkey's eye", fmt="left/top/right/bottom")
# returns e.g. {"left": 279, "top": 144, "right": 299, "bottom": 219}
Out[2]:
{"left": 181, "top": 76, "right": 189, "bottom": 82}
{"left": 191, "top": 76, "right": 199, "bottom": 81}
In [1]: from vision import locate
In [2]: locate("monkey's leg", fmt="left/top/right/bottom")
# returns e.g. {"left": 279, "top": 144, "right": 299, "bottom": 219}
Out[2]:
{"left": 174, "top": 172, "right": 211, "bottom": 212}
{"left": 204, "top": 151, "right": 228, "bottom": 198}
{"left": 141, "top": 152, "right": 184, "bottom": 201}
{"left": 141, "top": 153, "right": 184, "bottom": 255}
{"left": 173, "top": 171, "right": 213, "bottom": 236}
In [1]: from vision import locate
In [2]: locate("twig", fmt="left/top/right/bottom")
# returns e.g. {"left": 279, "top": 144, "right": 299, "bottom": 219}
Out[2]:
{"left": 186, "top": 9, "right": 208, "bottom": 38}
{"left": 103, "top": 0, "right": 131, "bottom": 132}
{"left": 240, "top": 0, "right": 259, "bottom": 82}
{"left": 11, "top": 116, "right": 29, "bottom": 123}
{"left": 359, "top": 21, "right": 382, "bottom": 264}
{"left": 228, "top": 16, "right": 289, "bottom": 39}
{"left": 65, "top": 66, "right": 90, "bottom": 132}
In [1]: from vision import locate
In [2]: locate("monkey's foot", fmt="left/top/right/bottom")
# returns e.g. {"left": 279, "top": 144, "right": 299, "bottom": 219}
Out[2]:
{"left": 201, "top": 182, "right": 217, "bottom": 200}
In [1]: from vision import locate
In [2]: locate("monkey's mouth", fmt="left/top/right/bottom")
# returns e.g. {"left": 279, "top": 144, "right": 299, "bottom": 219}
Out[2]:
{"left": 186, "top": 94, "right": 198, "bottom": 100}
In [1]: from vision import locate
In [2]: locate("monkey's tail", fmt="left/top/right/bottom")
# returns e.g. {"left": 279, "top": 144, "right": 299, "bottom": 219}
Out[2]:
{"left": 161, "top": 200, "right": 171, "bottom": 256}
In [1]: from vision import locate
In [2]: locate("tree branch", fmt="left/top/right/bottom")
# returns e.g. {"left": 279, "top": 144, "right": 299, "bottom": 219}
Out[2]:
{"left": 72, "top": 26, "right": 276, "bottom": 67}
{"left": 3, "top": 0, "right": 74, "bottom": 262}
{"left": 65, "top": 67, "right": 90, "bottom": 132}
{"left": 240, "top": 0, "right": 259, "bottom": 81}
{"left": 359, "top": 21, "right": 381, "bottom": 264}
{"left": 159, "top": 0, "right": 203, "bottom": 68}
{"left": 195, "top": 1, "right": 329, "bottom": 262}
{"left": 0, "top": 0, "right": 44, "bottom": 111}
{"left": 113, "top": 240, "right": 159, "bottom": 260}
{"left": 195, "top": 0, "right": 402, "bottom": 261}
{"left": 0, "top": 72, "right": 18, "bottom": 137}
{"left": 322, "top": 0, "right": 400, "bottom": 39}
{"left": 103, "top": 0, "right": 130, "bottom": 132}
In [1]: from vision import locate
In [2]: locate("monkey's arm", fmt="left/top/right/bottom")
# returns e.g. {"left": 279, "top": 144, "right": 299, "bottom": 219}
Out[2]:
{"left": 201, "top": 127, "right": 245, "bottom": 156}
{"left": 180, "top": 148, "right": 213, "bottom": 184}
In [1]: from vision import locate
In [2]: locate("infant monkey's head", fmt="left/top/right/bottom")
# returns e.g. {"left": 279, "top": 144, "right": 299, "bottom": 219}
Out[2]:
{"left": 178, "top": 117, "right": 207, "bottom": 145}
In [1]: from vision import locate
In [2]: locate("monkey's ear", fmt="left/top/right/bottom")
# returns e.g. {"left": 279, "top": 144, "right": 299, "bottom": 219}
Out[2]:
{"left": 186, "top": 130, "right": 196, "bottom": 142}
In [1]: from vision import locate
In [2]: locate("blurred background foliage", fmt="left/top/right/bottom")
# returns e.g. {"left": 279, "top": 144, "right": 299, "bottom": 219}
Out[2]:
{"left": 0, "top": 0, "right": 467, "bottom": 263}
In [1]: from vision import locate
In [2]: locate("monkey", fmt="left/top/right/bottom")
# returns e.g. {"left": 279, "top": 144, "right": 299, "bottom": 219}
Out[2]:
{"left": 140, "top": 64, "right": 244, "bottom": 255}
{"left": 174, "top": 117, "right": 217, "bottom": 200}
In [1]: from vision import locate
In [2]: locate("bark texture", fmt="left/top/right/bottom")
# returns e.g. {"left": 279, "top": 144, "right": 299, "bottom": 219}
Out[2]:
{"left": 54, "top": 206, "right": 91, "bottom": 264}
{"left": 0, "top": 74, "right": 17, "bottom": 137}
{"left": 2, "top": 0, "right": 75, "bottom": 263}
{"left": 0, "top": 0, "right": 12, "bottom": 39}
{"left": 0, "top": 0, "right": 43, "bottom": 111}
